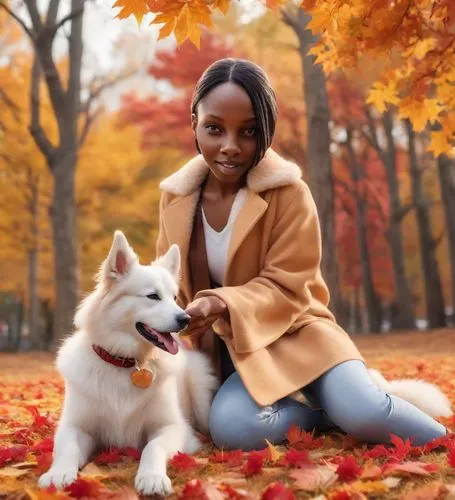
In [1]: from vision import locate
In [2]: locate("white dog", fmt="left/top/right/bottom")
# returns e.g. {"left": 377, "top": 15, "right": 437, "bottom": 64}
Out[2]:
{"left": 39, "top": 231, "right": 218, "bottom": 496}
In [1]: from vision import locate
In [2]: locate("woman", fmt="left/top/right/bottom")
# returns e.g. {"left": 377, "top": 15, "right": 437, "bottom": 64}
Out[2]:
{"left": 156, "top": 58, "right": 448, "bottom": 451}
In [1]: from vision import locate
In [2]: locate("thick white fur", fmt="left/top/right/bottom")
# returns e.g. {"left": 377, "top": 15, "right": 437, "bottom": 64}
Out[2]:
{"left": 39, "top": 231, "right": 218, "bottom": 496}
{"left": 368, "top": 368, "right": 452, "bottom": 418}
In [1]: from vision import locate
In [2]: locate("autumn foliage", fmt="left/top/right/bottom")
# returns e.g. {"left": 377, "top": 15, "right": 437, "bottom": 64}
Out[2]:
{"left": 1, "top": 337, "right": 455, "bottom": 499}
{"left": 113, "top": 0, "right": 455, "bottom": 157}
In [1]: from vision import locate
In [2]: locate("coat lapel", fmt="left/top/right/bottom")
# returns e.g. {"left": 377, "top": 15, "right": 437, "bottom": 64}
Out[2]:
{"left": 162, "top": 191, "right": 200, "bottom": 298}
{"left": 225, "top": 191, "right": 268, "bottom": 281}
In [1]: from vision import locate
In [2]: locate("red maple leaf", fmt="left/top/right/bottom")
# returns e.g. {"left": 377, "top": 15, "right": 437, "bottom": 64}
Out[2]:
{"left": 94, "top": 448, "right": 122, "bottom": 464}
{"left": 330, "top": 492, "right": 352, "bottom": 500}
{"left": 389, "top": 434, "right": 414, "bottom": 461}
{"left": 25, "top": 405, "right": 54, "bottom": 431}
{"left": 285, "top": 424, "right": 324, "bottom": 450}
{"left": 12, "top": 428, "right": 33, "bottom": 445}
{"left": 34, "top": 452, "right": 53, "bottom": 474}
{"left": 363, "top": 444, "right": 389, "bottom": 459}
{"left": 242, "top": 451, "right": 264, "bottom": 477}
{"left": 64, "top": 478, "right": 102, "bottom": 498}
{"left": 209, "top": 449, "right": 243, "bottom": 466}
{"left": 261, "top": 481, "right": 296, "bottom": 499}
{"left": 120, "top": 446, "right": 141, "bottom": 460}
{"left": 336, "top": 455, "right": 363, "bottom": 481}
{"left": 447, "top": 445, "right": 455, "bottom": 469}
{"left": 180, "top": 479, "right": 209, "bottom": 499}
{"left": 33, "top": 437, "right": 54, "bottom": 454}
{"left": 423, "top": 434, "right": 452, "bottom": 453}
{"left": 283, "top": 448, "right": 311, "bottom": 468}
{"left": 218, "top": 484, "right": 248, "bottom": 499}
{"left": 0, "top": 445, "right": 27, "bottom": 467}
{"left": 169, "top": 452, "right": 199, "bottom": 472}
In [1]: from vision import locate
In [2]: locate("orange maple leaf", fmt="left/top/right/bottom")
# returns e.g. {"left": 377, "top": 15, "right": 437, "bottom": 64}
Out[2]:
{"left": 113, "top": 0, "right": 149, "bottom": 24}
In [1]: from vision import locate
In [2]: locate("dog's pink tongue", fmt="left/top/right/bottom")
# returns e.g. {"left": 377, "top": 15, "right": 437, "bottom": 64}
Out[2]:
{"left": 155, "top": 331, "right": 179, "bottom": 355}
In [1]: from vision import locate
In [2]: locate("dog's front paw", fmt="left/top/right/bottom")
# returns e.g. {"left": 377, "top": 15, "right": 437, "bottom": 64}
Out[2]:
{"left": 135, "top": 472, "right": 173, "bottom": 496}
{"left": 38, "top": 467, "right": 78, "bottom": 489}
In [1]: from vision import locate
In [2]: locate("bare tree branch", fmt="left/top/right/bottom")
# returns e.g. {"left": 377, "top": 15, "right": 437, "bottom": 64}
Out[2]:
{"left": 78, "top": 68, "right": 138, "bottom": 147}
{"left": 0, "top": 85, "right": 21, "bottom": 122}
{"left": 78, "top": 107, "right": 102, "bottom": 147}
{"left": 0, "top": 1, "right": 35, "bottom": 40}
{"left": 433, "top": 229, "right": 445, "bottom": 249}
{"left": 46, "top": 0, "right": 61, "bottom": 26}
{"left": 281, "top": 6, "right": 300, "bottom": 31}
{"left": 52, "top": 5, "right": 85, "bottom": 37}
{"left": 393, "top": 203, "right": 414, "bottom": 221}
{"left": 29, "top": 55, "right": 55, "bottom": 164}
{"left": 65, "top": 0, "right": 85, "bottom": 143}
{"left": 24, "top": 0, "right": 43, "bottom": 32}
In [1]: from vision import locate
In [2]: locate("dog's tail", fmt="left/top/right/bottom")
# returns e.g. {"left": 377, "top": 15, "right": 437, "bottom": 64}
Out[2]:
{"left": 368, "top": 368, "right": 453, "bottom": 418}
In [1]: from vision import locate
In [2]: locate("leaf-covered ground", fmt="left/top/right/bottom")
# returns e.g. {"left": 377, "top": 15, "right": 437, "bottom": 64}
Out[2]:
{"left": 1, "top": 329, "right": 455, "bottom": 499}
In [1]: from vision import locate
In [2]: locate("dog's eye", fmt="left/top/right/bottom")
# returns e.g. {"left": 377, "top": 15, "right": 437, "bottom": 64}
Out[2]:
{"left": 147, "top": 293, "right": 161, "bottom": 301}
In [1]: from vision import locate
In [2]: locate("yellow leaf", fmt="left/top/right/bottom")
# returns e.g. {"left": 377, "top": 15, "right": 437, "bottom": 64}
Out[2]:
{"left": 264, "top": 439, "right": 284, "bottom": 462}
{"left": 190, "top": 4, "right": 214, "bottom": 28}
{"left": 213, "top": 0, "right": 230, "bottom": 15}
{"left": 367, "top": 81, "right": 399, "bottom": 114}
{"left": 157, "top": 18, "right": 176, "bottom": 40}
{"left": 174, "top": 4, "right": 189, "bottom": 45}
{"left": 187, "top": 15, "right": 202, "bottom": 49}
{"left": 113, "top": 0, "right": 149, "bottom": 25}
{"left": 266, "top": 0, "right": 287, "bottom": 10}
{"left": 413, "top": 38, "right": 435, "bottom": 60}
{"left": 80, "top": 462, "right": 104, "bottom": 478}
{"left": 25, "top": 488, "right": 68, "bottom": 500}
{"left": 0, "top": 466, "right": 30, "bottom": 478}
{"left": 151, "top": 12, "right": 174, "bottom": 24}
{"left": 398, "top": 98, "right": 441, "bottom": 132}
{"left": 428, "top": 130, "right": 452, "bottom": 158}
{"left": 307, "top": 8, "right": 332, "bottom": 34}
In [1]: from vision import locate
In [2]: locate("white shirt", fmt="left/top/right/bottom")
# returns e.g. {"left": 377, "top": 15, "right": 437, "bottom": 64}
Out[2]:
{"left": 202, "top": 188, "right": 247, "bottom": 286}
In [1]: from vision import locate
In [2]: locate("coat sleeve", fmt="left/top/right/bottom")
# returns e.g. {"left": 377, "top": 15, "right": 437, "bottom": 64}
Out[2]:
{"left": 195, "top": 181, "right": 334, "bottom": 354}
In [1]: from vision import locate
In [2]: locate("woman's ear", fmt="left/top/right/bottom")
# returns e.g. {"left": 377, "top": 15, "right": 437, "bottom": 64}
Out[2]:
{"left": 191, "top": 113, "right": 197, "bottom": 134}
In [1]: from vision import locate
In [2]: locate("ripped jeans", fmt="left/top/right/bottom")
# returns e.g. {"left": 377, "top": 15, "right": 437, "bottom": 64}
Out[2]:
{"left": 208, "top": 359, "right": 447, "bottom": 450}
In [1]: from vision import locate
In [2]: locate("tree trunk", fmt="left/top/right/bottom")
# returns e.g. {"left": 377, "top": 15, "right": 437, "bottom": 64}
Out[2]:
{"left": 380, "top": 111, "right": 416, "bottom": 329}
{"left": 50, "top": 153, "right": 79, "bottom": 346}
{"left": 282, "top": 9, "right": 341, "bottom": 322}
{"left": 23, "top": 0, "right": 85, "bottom": 345}
{"left": 437, "top": 154, "right": 455, "bottom": 313}
{"left": 27, "top": 171, "right": 40, "bottom": 349}
{"left": 405, "top": 120, "right": 446, "bottom": 328}
{"left": 346, "top": 129, "right": 382, "bottom": 332}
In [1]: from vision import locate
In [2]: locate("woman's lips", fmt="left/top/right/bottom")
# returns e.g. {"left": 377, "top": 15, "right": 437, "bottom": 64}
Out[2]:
{"left": 216, "top": 161, "right": 243, "bottom": 170}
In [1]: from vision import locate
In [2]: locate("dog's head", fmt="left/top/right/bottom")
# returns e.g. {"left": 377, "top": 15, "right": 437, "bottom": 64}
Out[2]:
{"left": 75, "top": 231, "right": 189, "bottom": 357}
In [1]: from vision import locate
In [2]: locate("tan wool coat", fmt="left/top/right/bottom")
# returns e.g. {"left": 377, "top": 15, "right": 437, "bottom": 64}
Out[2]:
{"left": 156, "top": 149, "right": 364, "bottom": 407}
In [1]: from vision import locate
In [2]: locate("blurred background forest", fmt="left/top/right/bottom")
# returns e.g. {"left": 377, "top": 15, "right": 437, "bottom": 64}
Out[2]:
{"left": 0, "top": 0, "right": 454, "bottom": 352}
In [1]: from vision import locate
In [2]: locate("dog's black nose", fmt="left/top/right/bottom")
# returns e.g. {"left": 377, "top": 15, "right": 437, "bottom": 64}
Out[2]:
{"left": 177, "top": 313, "right": 190, "bottom": 329}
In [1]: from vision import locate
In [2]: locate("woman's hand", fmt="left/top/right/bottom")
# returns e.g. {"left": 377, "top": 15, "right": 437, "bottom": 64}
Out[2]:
{"left": 181, "top": 296, "right": 227, "bottom": 349}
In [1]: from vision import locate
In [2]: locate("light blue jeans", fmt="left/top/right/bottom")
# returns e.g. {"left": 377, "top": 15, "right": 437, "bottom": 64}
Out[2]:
{"left": 209, "top": 360, "right": 447, "bottom": 450}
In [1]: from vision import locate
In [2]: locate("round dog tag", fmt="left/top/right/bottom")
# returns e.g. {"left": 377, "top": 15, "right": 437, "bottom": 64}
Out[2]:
{"left": 131, "top": 368, "right": 153, "bottom": 388}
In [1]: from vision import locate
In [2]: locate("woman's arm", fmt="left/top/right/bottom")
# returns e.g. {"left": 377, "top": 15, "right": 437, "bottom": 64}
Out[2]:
{"left": 193, "top": 181, "right": 334, "bottom": 354}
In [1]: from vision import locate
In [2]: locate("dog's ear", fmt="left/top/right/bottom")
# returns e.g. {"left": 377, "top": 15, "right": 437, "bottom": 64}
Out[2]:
{"left": 155, "top": 244, "right": 180, "bottom": 281}
{"left": 101, "top": 230, "right": 138, "bottom": 284}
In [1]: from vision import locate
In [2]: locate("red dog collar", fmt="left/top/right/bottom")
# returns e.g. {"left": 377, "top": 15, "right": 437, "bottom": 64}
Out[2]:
{"left": 92, "top": 344, "right": 136, "bottom": 368}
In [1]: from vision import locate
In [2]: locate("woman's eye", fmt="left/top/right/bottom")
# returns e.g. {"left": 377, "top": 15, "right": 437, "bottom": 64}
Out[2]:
{"left": 147, "top": 293, "right": 161, "bottom": 300}
{"left": 243, "top": 128, "right": 257, "bottom": 137}
{"left": 205, "top": 124, "right": 221, "bottom": 134}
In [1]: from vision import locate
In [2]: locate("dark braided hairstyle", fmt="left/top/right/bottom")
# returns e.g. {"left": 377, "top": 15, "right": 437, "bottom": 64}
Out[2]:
{"left": 191, "top": 58, "right": 278, "bottom": 167}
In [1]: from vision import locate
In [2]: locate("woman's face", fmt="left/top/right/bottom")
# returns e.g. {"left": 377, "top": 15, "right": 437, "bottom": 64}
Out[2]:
{"left": 192, "top": 82, "right": 258, "bottom": 186}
